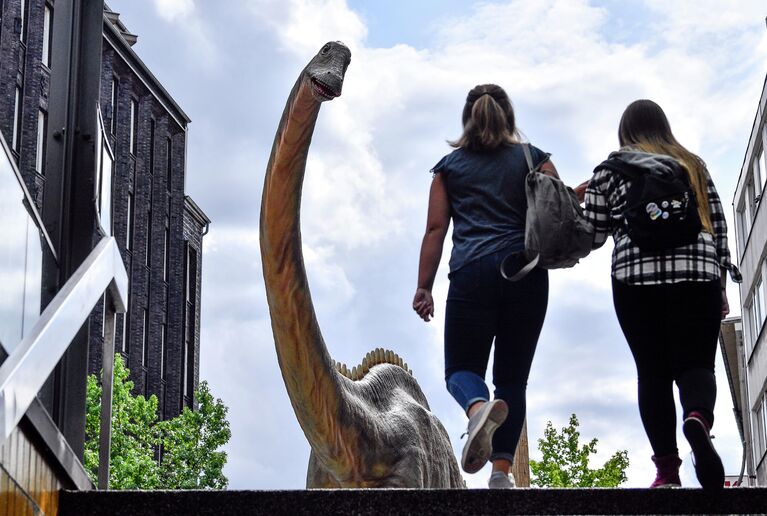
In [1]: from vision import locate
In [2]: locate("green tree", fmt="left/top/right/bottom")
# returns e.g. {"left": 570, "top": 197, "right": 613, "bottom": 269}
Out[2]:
{"left": 85, "top": 355, "right": 231, "bottom": 489}
{"left": 530, "top": 413, "right": 629, "bottom": 488}
{"left": 156, "top": 381, "right": 230, "bottom": 489}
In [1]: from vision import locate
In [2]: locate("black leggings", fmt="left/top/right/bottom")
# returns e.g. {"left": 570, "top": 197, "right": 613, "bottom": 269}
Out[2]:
{"left": 612, "top": 278, "right": 721, "bottom": 457}
{"left": 445, "top": 250, "right": 548, "bottom": 461}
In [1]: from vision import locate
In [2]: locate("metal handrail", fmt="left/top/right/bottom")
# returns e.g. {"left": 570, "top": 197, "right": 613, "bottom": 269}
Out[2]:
{"left": 0, "top": 237, "right": 127, "bottom": 461}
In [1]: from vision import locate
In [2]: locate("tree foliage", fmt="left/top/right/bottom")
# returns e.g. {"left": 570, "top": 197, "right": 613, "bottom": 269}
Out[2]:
{"left": 530, "top": 413, "right": 629, "bottom": 488}
{"left": 85, "top": 355, "right": 231, "bottom": 489}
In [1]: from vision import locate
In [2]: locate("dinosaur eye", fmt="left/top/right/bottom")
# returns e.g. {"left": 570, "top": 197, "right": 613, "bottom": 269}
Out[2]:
{"left": 321, "top": 43, "right": 331, "bottom": 55}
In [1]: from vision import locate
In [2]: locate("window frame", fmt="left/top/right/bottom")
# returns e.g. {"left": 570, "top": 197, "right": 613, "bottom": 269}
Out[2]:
{"left": 42, "top": 4, "right": 52, "bottom": 67}
{"left": 36, "top": 109, "right": 47, "bottom": 174}
{"left": 129, "top": 98, "right": 138, "bottom": 156}
{"left": 12, "top": 87, "right": 21, "bottom": 153}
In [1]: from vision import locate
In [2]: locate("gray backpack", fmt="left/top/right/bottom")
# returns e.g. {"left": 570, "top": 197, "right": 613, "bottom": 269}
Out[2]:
{"left": 501, "top": 144, "right": 595, "bottom": 281}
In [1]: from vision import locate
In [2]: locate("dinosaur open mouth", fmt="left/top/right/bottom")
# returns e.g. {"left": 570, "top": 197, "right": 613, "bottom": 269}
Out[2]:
{"left": 311, "top": 78, "right": 340, "bottom": 100}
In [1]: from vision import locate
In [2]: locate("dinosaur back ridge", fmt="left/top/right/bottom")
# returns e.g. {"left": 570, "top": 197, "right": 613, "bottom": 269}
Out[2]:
{"left": 333, "top": 348, "right": 413, "bottom": 381}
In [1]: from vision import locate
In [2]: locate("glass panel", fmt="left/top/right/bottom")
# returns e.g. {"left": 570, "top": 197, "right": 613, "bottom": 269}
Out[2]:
{"left": 749, "top": 180, "right": 757, "bottom": 220}
{"left": 753, "top": 290, "right": 762, "bottom": 342}
{"left": 130, "top": 100, "right": 137, "bottom": 155}
{"left": 19, "top": 0, "right": 26, "bottom": 40}
{"left": 99, "top": 140, "right": 114, "bottom": 235}
{"left": 36, "top": 110, "right": 45, "bottom": 173}
{"left": 758, "top": 278, "right": 767, "bottom": 331}
{"left": 737, "top": 205, "right": 748, "bottom": 255}
{"left": 0, "top": 138, "right": 43, "bottom": 354}
{"left": 755, "top": 402, "right": 766, "bottom": 464}
{"left": 110, "top": 79, "right": 118, "bottom": 134}
{"left": 42, "top": 6, "right": 51, "bottom": 67}
{"left": 12, "top": 88, "right": 20, "bottom": 152}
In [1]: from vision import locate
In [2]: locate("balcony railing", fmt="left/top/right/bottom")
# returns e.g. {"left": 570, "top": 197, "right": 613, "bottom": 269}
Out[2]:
{"left": 0, "top": 125, "right": 127, "bottom": 489}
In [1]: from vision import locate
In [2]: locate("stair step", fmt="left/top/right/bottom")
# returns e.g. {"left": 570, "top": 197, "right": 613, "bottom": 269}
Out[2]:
{"left": 59, "top": 487, "right": 767, "bottom": 515}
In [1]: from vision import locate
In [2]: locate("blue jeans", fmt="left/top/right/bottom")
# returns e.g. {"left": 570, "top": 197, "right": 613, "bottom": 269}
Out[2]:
{"left": 445, "top": 249, "right": 548, "bottom": 462}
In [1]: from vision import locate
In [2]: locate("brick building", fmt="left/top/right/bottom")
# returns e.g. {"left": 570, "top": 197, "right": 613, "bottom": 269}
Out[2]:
{"left": 0, "top": 0, "right": 209, "bottom": 420}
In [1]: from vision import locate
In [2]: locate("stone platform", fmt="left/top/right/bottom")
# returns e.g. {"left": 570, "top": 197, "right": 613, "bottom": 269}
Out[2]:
{"left": 59, "top": 487, "right": 767, "bottom": 515}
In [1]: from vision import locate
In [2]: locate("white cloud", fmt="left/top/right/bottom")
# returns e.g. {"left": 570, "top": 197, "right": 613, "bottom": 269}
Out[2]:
{"left": 246, "top": 0, "right": 367, "bottom": 56}
{"left": 113, "top": 0, "right": 767, "bottom": 489}
{"left": 152, "top": 0, "right": 195, "bottom": 21}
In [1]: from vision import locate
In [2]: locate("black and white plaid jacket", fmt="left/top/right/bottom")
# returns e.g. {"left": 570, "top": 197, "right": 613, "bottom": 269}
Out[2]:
{"left": 584, "top": 151, "right": 740, "bottom": 285}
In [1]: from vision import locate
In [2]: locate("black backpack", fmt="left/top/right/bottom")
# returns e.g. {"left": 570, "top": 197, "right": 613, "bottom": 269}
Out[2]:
{"left": 595, "top": 157, "right": 701, "bottom": 252}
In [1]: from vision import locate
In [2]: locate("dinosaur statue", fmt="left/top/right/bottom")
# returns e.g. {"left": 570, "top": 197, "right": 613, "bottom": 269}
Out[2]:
{"left": 259, "top": 41, "right": 465, "bottom": 489}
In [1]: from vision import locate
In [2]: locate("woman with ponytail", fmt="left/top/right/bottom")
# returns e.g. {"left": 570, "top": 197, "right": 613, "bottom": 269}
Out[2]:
{"left": 577, "top": 99, "right": 741, "bottom": 490}
{"left": 413, "top": 84, "right": 559, "bottom": 488}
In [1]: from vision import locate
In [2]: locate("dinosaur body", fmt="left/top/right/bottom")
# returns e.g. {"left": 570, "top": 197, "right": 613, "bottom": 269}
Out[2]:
{"left": 259, "top": 42, "right": 464, "bottom": 488}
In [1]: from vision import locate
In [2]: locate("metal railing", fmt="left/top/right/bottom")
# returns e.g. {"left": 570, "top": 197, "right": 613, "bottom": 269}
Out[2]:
{"left": 0, "top": 123, "right": 127, "bottom": 489}
{"left": 0, "top": 236, "right": 127, "bottom": 469}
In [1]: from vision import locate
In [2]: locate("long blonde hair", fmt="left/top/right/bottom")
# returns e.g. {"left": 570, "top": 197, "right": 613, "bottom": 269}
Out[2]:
{"left": 449, "top": 84, "right": 520, "bottom": 152}
{"left": 618, "top": 99, "right": 713, "bottom": 234}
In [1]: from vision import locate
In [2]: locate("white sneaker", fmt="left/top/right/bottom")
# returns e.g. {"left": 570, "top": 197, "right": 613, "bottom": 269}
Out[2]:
{"left": 488, "top": 471, "right": 516, "bottom": 489}
{"left": 460, "top": 399, "right": 509, "bottom": 474}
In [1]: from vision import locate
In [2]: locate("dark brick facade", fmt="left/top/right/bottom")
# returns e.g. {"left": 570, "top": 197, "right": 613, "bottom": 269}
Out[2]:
{"left": 0, "top": 1, "right": 208, "bottom": 421}
{"left": 0, "top": 0, "right": 49, "bottom": 209}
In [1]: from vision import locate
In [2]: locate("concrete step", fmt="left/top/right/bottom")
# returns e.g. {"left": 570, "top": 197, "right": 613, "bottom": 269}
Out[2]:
{"left": 59, "top": 487, "right": 767, "bottom": 515}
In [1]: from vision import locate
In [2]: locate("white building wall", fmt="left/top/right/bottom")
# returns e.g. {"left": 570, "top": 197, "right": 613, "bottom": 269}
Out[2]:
{"left": 735, "top": 74, "right": 767, "bottom": 485}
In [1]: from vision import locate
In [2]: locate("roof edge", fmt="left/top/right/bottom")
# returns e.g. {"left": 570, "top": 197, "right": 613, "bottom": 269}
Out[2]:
{"left": 102, "top": 13, "right": 192, "bottom": 125}
{"left": 184, "top": 195, "right": 211, "bottom": 226}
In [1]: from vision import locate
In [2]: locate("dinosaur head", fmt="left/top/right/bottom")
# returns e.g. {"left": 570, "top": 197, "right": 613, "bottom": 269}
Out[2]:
{"left": 304, "top": 41, "right": 351, "bottom": 102}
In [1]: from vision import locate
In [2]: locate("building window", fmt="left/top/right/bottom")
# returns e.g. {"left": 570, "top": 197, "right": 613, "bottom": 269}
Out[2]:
{"left": 166, "top": 136, "right": 172, "bottom": 192}
{"left": 759, "top": 145, "right": 767, "bottom": 193}
{"left": 141, "top": 309, "right": 148, "bottom": 367}
{"left": 129, "top": 99, "right": 138, "bottom": 155}
{"left": 121, "top": 313, "right": 129, "bottom": 354}
{"left": 748, "top": 278, "right": 766, "bottom": 355}
{"left": 19, "top": 0, "right": 27, "bottom": 40}
{"left": 163, "top": 226, "right": 170, "bottom": 282}
{"left": 758, "top": 276, "right": 766, "bottom": 333}
{"left": 146, "top": 209, "right": 152, "bottom": 267}
{"left": 12, "top": 87, "right": 21, "bottom": 152}
{"left": 110, "top": 78, "right": 118, "bottom": 134}
{"left": 127, "top": 191, "right": 134, "bottom": 250}
{"left": 149, "top": 119, "right": 156, "bottom": 174}
{"left": 42, "top": 5, "right": 52, "bottom": 67}
{"left": 36, "top": 110, "right": 47, "bottom": 174}
{"left": 160, "top": 323, "right": 166, "bottom": 379}
{"left": 755, "top": 398, "right": 766, "bottom": 466}
{"left": 761, "top": 137, "right": 767, "bottom": 188}
{"left": 748, "top": 178, "right": 758, "bottom": 220}
{"left": 737, "top": 202, "right": 749, "bottom": 256}
{"left": 187, "top": 245, "right": 198, "bottom": 303}
{"left": 183, "top": 244, "right": 198, "bottom": 403}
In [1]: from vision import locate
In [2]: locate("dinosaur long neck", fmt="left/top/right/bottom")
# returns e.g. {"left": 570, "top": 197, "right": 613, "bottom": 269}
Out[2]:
{"left": 260, "top": 77, "right": 349, "bottom": 466}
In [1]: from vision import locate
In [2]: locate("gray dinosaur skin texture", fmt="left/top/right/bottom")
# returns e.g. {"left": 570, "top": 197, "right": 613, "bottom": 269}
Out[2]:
{"left": 259, "top": 41, "right": 465, "bottom": 489}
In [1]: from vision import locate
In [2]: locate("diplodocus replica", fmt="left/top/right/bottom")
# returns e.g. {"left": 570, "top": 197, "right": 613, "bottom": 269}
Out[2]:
{"left": 259, "top": 41, "right": 464, "bottom": 488}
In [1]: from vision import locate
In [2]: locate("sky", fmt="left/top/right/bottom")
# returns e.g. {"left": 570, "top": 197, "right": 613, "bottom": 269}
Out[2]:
{"left": 108, "top": 0, "right": 767, "bottom": 489}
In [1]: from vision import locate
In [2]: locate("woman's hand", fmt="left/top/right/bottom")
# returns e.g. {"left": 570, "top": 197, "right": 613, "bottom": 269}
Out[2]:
{"left": 574, "top": 180, "right": 590, "bottom": 203}
{"left": 721, "top": 289, "right": 730, "bottom": 320}
{"left": 413, "top": 288, "right": 435, "bottom": 322}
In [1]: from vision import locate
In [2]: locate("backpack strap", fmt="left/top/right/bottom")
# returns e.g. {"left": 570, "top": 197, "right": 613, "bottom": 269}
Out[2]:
{"left": 500, "top": 253, "right": 539, "bottom": 282}
{"left": 594, "top": 158, "right": 642, "bottom": 179}
{"left": 522, "top": 143, "right": 535, "bottom": 174}
{"left": 523, "top": 144, "right": 552, "bottom": 174}
{"left": 501, "top": 144, "right": 553, "bottom": 282}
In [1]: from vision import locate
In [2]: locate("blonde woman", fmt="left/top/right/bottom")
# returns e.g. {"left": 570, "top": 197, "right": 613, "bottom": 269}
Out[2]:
{"left": 578, "top": 99, "right": 740, "bottom": 490}
{"left": 413, "top": 84, "right": 558, "bottom": 488}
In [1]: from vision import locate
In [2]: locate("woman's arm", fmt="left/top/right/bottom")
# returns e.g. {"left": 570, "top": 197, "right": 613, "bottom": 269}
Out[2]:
{"left": 540, "top": 159, "right": 560, "bottom": 180}
{"left": 413, "top": 173, "right": 450, "bottom": 322}
{"left": 583, "top": 169, "right": 612, "bottom": 250}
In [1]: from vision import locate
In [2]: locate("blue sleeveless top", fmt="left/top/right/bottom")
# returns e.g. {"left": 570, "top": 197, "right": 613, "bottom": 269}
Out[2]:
{"left": 431, "top": 143, "right": 548, "bottom": 273}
